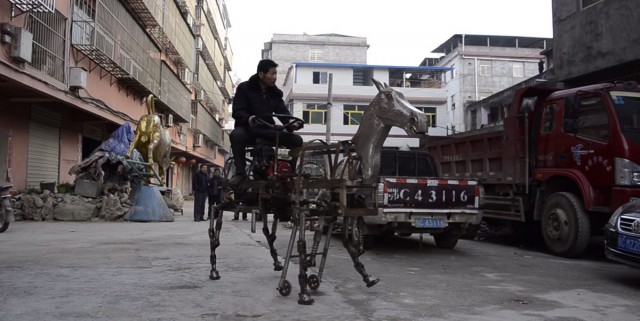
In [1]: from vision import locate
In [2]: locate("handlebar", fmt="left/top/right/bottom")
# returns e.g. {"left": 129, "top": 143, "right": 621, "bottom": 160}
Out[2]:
{"left": 250, "top": 114, "right": 305, "bottom": 131}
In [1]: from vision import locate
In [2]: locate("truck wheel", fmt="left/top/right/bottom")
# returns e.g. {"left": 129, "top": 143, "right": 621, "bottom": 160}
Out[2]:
{"left": 434, "top": 231, "right": 459, "bottom": 249}
{"left": 540, "top": 192, "right": 590, "bottom": 258}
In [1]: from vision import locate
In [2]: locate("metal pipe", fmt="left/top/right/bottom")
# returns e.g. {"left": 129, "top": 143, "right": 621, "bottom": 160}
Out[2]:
{"left": 325, "top": 73, "right": 333, "bottom": 143}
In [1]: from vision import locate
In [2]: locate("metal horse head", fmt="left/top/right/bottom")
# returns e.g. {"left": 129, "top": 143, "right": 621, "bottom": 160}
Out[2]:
{"left": 351, "top": 78, "right": 429, "bottom": 184}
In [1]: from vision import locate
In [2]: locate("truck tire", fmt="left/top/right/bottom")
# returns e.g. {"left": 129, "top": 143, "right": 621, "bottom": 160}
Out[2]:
{"left": 540, "top": 192, "right": 590, "bottom": 258}
{"left": 434, "top": 231, "right": 459, "bottom": 249}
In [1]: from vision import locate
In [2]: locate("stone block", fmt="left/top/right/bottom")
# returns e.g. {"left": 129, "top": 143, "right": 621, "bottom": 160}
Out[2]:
{"left": 74, "top": 179, "right": 102, "bottom": 198}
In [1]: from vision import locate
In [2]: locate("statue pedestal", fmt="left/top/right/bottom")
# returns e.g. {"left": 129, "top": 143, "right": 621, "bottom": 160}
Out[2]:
{"left": 124, "top": 185, "right": 174, "bottom": 222}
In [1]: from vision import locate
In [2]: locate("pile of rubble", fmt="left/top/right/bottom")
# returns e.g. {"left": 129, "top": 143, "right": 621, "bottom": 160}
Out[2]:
{"left": 11, "top": 189, "right": 183, "bottom": 222}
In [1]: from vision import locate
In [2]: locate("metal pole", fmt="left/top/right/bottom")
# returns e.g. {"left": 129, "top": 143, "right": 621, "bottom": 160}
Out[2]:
{"left": 325, "top": 73, "right": 333, "bottom": 143}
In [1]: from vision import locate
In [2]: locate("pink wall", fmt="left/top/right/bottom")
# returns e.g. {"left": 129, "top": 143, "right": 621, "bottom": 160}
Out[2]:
{"left": 0, "top": 98, "right": 31, "bottom": 190}
{"left": 59, "top": 109, "right": 81, "bottom": 185}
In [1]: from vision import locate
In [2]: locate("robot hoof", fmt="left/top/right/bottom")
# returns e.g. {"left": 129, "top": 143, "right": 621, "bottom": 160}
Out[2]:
{"left": 364, "top": 276, "right": 379, "bottom": 288}
{"left": 209, "top": 270, "right": 221, "bottom": 280}
{"left": 273, "top": 261, "right": 284, "bottom": 271}
{"left": 298, "top": 293, "right": 315, "bottom": 305}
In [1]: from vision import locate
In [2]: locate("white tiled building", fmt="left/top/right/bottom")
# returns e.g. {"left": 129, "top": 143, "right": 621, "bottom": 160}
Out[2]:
{"left": 281, "top": 62, "right": 451, "bottom": 148}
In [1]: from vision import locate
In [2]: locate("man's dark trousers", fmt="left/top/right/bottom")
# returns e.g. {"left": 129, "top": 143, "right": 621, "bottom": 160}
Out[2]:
{"left": 194, "top": 192, "right": 207, "bottom": 221}
{"left": 230, "top": 126, "right": 303, "bottom": 174}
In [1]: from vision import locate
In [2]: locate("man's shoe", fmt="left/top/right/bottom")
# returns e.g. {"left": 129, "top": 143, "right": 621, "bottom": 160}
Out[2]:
{"left": 229, "top": 173, "right": 247, "bottom": 186}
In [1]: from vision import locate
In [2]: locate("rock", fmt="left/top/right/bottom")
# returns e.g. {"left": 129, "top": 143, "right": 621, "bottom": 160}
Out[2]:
{"left": 41, "top": 190, "right": 51, "bottom": 199}
{"left": 53, "top": 198, "right": 96, "bottom": 221}
{"left": 13, "top": 200, "right": 22, "bottom": 209}
{"left": 33, "top": 196, "right": 44, "bottom": 208}
{"left": 42, "top": 198, "right": 54, "bottom": 221}
{"left": 99, "top": 194, "right": 125, "bottom": 221}
{"left": 21, "top": 196, "right": 40, "bottom": 221}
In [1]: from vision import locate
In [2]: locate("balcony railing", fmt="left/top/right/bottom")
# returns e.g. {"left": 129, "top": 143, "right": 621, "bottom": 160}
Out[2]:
{"left": 27, "top": 10, "right": 66, "bottom": 83}
{"left": 158, "top": 62, "right": 192, "bottom": 122}
{"left": 219, "top": 131, "right": 230, "bottom": 153}
{"left": 71, "top": 0, "right": 161, "bottom": 96}
{"left": 196, "top": 104, "right": 223, "bottom": 145}
{"left": 127, "top": 0, "right": 195, "bottom": 71}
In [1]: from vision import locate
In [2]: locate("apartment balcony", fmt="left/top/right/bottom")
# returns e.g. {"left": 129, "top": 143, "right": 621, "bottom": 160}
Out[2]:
{"left": 71, "top": 0, "right": 161, "bottom": 96}
{"left": 127, "top": 0, "right": 196, "bottom": 71}
{"left": 158, "top": 62, "right": 192, "bottom": 122}
{"left": 202, "top": 0, "right": 227, "bottom": 43}
{"left": 219, "top": 131, "right": 231, "bottom": 153}
{"left": 196, "top": 18, "right": 224, "bottom": 83}
{"left": 220, "top": 71, "right": 232, "bottom": 99}
{"left": 195, "top": 104, "right": 223, "bottom": 145}
{"left": 224, "top": 36, "right": 233, "bottom": 71}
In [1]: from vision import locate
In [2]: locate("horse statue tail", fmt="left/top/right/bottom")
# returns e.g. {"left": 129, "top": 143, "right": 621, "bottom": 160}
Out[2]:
{"left": 145, "top": 94, "right": 156, "bottom": 115}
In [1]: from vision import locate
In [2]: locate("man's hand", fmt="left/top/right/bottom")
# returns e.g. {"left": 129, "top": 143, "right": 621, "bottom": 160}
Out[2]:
{"left": 248, "top": 115, "right": 258, "bottom": 128}
{"left": 287, "top": 120, "right": 304, "bottom": 132}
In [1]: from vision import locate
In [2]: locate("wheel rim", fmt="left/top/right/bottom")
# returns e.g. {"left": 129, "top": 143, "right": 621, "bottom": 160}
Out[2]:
{"left": 545, "top": 208, "right": 569, "bottom": 242}
{"left": 308, "top": 274, "right": 320, "bottom": 290}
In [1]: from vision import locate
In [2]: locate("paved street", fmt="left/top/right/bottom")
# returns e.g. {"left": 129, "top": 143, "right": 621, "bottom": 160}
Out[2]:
{"left": 1, "top": 200, "right": 639, "bottom": 321}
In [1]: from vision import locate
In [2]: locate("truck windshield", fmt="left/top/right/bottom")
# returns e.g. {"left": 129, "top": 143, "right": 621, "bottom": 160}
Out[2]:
{"left": 611, "top": 91, "right": 640, "bottom": 145}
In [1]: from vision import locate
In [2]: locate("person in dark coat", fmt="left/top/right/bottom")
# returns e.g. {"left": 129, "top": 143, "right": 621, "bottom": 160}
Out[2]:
{"left": 207, "top": 167, "right": 223, "bottom": 220}
{"left": 229, "top": 59, "right": 304, "bottom": 185}
{"left": 192, "top": 164, "right": 209, "bottom": 221}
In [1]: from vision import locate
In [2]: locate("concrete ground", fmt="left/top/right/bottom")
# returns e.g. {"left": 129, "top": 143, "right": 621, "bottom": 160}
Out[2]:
{"left": 0, "top": 201, "right": 372, "bottom": 321}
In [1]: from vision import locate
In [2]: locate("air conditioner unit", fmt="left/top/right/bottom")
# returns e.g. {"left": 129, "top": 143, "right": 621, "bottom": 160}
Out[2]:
{"left": 181, "top": 68, "right": 191, "bottom": 84}
{"left": 194, "top": 133, "right": 203, "bottom": 148}
{"left": 10, "top": 27, "right": 32, "bottom": 63}
{"left": 197, "top": 89, "right": 205, "bottom": 101}
{"left": 186, "top": 13, "right": 194, "bottom": 29}
{"left": 163, "top": 113, "right": 173, "bottom": 127}
{"left": 195, "top": 37, "right": 202, "bottom": 51}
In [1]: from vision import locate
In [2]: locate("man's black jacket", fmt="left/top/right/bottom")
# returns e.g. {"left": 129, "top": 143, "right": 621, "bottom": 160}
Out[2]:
{"left": 207, "top": 176, "right": 223, "bottom": 196}
{"left": 232, "top": 74, "right": 291, "bottom": 127}
{"left": 192, "top": 171, "right": 209, "bottom": 193}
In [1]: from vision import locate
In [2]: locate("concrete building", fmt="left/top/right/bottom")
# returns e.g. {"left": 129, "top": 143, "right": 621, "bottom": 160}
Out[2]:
{"left": 0, "top": 0, "right": 234, "bottom": 193}
{"left": 281, "top": 62, "right": 450, "bottom": 147}
{"left": 552, "top": 0, "right": 640, "bottom": 85}
{"left": 430, "top": 34, "right": 552, "bottom": 131}
{"left": 261, "top": 33, "right": 369, "bottom": 87}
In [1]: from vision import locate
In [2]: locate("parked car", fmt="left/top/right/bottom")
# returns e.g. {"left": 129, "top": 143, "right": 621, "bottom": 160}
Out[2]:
{"left": 604, "top": 201, "right": 640, "bottom": 268}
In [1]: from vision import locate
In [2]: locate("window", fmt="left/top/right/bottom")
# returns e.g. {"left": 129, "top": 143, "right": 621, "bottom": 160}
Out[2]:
{"left": 513, "top": 62, "right": 524, "bottom": 77}
{"left": 29, "top": 10, "right": 67, "bottom": 83}
{"left": 312, "top": 71, "right": 328, "bottom": 84}
{"left": 450, "top": 64, "right": 456, "bottom": 79}
{"left": 479, "top": 63, "right": 491, "bottom": 76}
{"left": 416, "top": 107, "right": 437, "bottom": 127}
{"left": 574, "top": 95, "right": 609, "bottom": 142}
{"left": 451, "top": 94, "right": 456, "bottom": 110}
{"left": 309, "top": 50, "right": 324, "bottom": 61}
{"left": 398, "top": 154, "right": 417, "bottom": 177}
{"left": 303, "top": 103, "right": 327, "bottom": 125}
{"left": 542, "top": 104, "right": 556, "bottom": 133}
{"left": 343, "top": 105, "right": 368, "bottom": 125}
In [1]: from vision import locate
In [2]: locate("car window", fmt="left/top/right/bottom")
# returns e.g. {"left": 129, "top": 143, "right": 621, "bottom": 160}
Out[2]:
{"left": 380, "top": 152, "right": 397, "bottom": 176}
{"left": 398, "top": 154, "right": 416, "bottom": 177}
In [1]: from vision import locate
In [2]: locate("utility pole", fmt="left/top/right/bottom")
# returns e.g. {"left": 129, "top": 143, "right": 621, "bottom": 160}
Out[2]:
{"left": 325, "top": 73, "right": 333, "bottom": 143}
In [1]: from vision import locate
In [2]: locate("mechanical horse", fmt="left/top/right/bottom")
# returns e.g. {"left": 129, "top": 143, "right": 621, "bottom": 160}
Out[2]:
{"left": 208, "top": 78, "right": 429, "bottom": 305}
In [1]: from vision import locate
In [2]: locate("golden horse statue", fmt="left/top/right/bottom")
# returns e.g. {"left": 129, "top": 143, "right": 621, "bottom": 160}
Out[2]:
{"left": 127, "top": 95, "right": 172, "bottom": 185}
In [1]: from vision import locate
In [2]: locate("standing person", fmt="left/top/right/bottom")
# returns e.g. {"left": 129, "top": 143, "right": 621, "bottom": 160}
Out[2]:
{"left": 207, "top": 167, "right": 223, "bottom": 220}
{"left": 192, "top": 164, "right": 208, "bottom": 221}
{"left": 229, "top": 59, "right": 304, "bottom": 185}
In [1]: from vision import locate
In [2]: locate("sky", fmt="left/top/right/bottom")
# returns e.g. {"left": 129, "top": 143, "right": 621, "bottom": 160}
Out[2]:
{"left": 224, "top": 0, "right": 554, "bottom": 82}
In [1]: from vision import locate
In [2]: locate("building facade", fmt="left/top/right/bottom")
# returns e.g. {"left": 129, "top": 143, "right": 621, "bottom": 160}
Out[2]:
{"left": 281, "top": 62, "right": 450, "bottom": 147}
{"left": 261, "top": 33, "right": 369, "bottom": 87}
{"left": 552, "top": 0, "right": 640, "bottom": 84}
{"left": 430, "top": 34, "right": 552, "bottom": 131}
{"left": 0, "top": 0, "right": 233, "bottom": 193}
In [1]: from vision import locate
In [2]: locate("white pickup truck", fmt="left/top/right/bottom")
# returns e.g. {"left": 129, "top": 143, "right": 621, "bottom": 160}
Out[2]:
{"left": 361, "top": 149, "right": 482, "bottom": 249}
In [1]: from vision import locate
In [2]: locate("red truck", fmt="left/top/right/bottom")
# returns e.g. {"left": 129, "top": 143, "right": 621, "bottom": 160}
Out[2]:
{"left": 426, "top": 82, "right": 640, "bottom": 257}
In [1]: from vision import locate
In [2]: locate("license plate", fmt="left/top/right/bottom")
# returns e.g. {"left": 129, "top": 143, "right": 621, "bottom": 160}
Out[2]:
{"left": 618, "top": 234, "right": 640, "bottom": 255}
{"left": 414, "top": 218, "right": 448, "bottom": 228}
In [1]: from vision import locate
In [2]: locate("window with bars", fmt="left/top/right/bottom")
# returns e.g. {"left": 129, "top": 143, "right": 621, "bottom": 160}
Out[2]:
{"left": 303, "top": 103, "right": 327, "bottom": 125}
{"left": 343, "top": 105, "right": 368, "bottom": 125}
{"left": 416, "top": 107, "right": 437, "bottom": 128}
{"left": 28, "top": 10, "right": 67, "bottom": 83}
